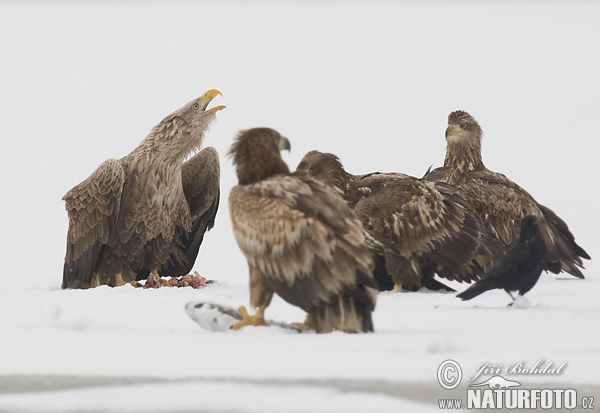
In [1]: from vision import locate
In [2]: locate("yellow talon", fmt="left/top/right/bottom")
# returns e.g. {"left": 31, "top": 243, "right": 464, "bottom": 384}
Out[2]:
{"left": 232, "top": 305, "right": 266, "bottom": 329}
{"left": 394, "top": 284, "right": 403, "bottom": 293}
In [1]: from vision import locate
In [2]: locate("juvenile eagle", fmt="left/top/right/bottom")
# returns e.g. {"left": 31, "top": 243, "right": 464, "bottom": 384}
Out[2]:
{"left": 457, "top": 215, "right": 547, "bottom": 305}
{"left": 229, "top": 128, "right": 377, "bottom": 333}
{"left": 62, "top": 90, "right": 224, "bottom": 289}
{"left": 296, "top": 151, "right": 488, "bottom": 292}
{"left": 425, "top": 110, "right": 590, "bottom": 278}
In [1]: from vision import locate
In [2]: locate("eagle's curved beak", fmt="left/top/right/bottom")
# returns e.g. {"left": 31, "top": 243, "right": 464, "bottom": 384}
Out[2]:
{"left": 445, "top": 124, "right": 460, "bottom": 140}
{"left": 279, "top": 136, "right": 291, "bottom": 152}
{"left": 201, "top": 89, "right": 226, "bottom": 113}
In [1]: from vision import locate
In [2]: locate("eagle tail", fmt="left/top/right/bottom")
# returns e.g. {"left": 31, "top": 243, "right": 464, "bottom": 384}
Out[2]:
{"left": 62, "top": 242, "right": 102, "bottom": 289}
{"left": 313, "top": 285, "right": 376, "bottom": 333}
{"left": 62, "top": 262, "right": 75, "bottom": 289}
{"left": 538, "top": 204, "right": 590, "bottom": 279}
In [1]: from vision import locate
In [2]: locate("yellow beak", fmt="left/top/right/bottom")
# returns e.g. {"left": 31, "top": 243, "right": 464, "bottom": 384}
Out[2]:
{"left": 200, "top": 89, "right": 226, "bottom": 112}
{"left": 278, "top": 136, "right": 291, "bottom": 152}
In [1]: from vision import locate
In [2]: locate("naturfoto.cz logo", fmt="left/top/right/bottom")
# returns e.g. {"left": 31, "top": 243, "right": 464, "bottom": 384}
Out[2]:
{"left": 437, "top": 359, "right": 595, "bottom": 410}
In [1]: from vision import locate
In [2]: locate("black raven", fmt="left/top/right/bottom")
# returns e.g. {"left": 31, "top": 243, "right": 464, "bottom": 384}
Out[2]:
{"left": 457, "top": 215, "right": 547, "bottom": 305}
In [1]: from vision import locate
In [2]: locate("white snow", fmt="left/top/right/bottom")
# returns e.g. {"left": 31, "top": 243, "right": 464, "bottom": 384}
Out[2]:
{"left": 1, "top": 1, "right": 599, "bottom": 411}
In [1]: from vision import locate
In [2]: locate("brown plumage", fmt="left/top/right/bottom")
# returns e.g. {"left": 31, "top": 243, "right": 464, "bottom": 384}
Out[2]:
{"left": 297, "top": 151, "right": 488, "bottom": 292}
{"left": 424, "top": 110, "right": 590, "bottom": 278}
{"left": 62, "top": 90, "right": 224, "bottom": 289}
{"left": 229, "top": 128, "right": 377, "bottom": 333}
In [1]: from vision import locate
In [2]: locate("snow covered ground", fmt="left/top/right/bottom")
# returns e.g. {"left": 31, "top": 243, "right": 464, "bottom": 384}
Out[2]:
{"left": 1, "top": 1, "right": 599, "bottom": 411}
{"left": 1, "top": 276, "right": 599, "bottom": 411}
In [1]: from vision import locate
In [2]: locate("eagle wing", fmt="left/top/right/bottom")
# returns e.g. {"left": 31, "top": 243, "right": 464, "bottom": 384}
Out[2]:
{"left": 229, "top": 174, "right": 375, "bottom": 319}
{"left": 430, "top": 168, "right": 587, "bottom": 278}
{"left": 62, "top": 159, "right": 125, "bottom": 288}
{"left": 350, "top": 175, "right": 483, "bottom": 287}
{"left": 155, "top": 147, "right": 220, "bottom": 277}
{"left": 453, "top": 172, "right": 537, "bottom": 245}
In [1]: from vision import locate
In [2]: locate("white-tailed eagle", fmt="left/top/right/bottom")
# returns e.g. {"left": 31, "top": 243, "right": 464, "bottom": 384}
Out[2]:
{"left": 296, "top": 151, "right": 489, "bottom": 292}
{"left": 425, "top": 110, "right": 590, "bottom": 278}
{"left": 229, "top": 128, "right": 377, "bottom": 333}
{"left": 62, "top": 90, "right": 224, "bottom": 289}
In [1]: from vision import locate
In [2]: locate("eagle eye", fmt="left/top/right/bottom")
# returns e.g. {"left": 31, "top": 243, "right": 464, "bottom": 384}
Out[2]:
{"left": 193, "top": 103, "right": 200, "bottom": 109}
{"left": 460, "top": 123, "right": 468, "bottom": 129}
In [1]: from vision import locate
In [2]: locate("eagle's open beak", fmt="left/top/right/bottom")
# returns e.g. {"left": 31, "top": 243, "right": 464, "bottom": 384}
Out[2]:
{"left": 279, "top": 136, "right": 291, "bottom": 152}
{"left": 445, "top": 124, "right": 459, "bottom": 140}
{"left": 201, "top": 89, "right": 226, "bottom": 112}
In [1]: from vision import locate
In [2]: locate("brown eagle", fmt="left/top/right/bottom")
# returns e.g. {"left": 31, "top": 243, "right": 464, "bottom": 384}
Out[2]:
{"left": 62, "top": 90, "right": 224, "bottom": 289}
{"left": 296, "top": 151, "right": 489, "bottom": 292}
{"left": 229, "top": 128, "right": 377, "bottom": 333}
{"left": 424, "top": 110, "right": 590, "bottom": 277}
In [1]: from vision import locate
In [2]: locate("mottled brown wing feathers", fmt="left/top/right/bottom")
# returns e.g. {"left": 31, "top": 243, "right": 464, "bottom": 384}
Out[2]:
{"left": 426, "top": 167, "right": 589, "bottom": 277}
{"left": 292, "top": 174, "right": 354, "bottom": 236}
{"left": 476, "top": 171, "right": 590, "bottom": 276}
{"left": 351, "top": 176, "right": 483, "bottom": 286}
{"left": 181, "top": 147, "right": 220, "bottom": 228}
{"left": 62, "top": 159, "right": 125, "bottom": 287}
{"left": 230, "top": 174, "right": 375, "bottom": 331}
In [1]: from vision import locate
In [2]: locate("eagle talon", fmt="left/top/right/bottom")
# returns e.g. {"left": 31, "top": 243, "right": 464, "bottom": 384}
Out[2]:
{"left": 292, "top": 314, "right": 314, "bottom": 331}
{"left": 232, "top": 306, "right": 266, "bottom": 329}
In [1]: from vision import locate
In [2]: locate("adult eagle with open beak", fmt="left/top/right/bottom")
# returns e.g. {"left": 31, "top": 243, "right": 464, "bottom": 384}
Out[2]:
{"left": 62, "top": 90, "right": 225, "bottom": 289}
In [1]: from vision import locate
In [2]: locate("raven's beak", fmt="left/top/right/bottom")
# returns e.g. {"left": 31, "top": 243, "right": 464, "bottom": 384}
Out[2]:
{"left": 279, "top": 136, "right": 291, "bottom": 152}
{"left": 200, "top": 89, "right": 226, "bottom": 112}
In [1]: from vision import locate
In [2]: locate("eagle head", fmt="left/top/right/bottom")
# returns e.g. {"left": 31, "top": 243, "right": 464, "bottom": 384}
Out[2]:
{"left": 445, "top": 110, "right": 482, "bottom": 145}
{"left": 177, "top": 89, "right": 226, "bottom": 143}
{"left": 229, "top": 127, "right": 291, "bottom": 185}
{"left": 147, "top": 89, "right": 226, "bottom": 160}
{"left": 296, "top": 150, "right": 348, "bottom": 192}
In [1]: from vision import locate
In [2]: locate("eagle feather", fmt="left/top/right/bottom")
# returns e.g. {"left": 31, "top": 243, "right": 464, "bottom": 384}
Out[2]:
{"left": 296, "top": 151, "right": 488, "bottom": 292}
{"left": 424, "top": 110, "right": 590, "bottom": 278}
{"left": 62, "top": 91, "right": 223, "bottom": 289}
{"left": 229, "top": 128, "right": 377, "bottom": 333}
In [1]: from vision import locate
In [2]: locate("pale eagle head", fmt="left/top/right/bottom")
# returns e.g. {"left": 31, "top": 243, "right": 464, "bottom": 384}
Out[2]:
{"left": 445, "top": 110, "right": 483, "bottom": 146}
{"left": 144, "top": 89, "right": 226, "bottom": 160}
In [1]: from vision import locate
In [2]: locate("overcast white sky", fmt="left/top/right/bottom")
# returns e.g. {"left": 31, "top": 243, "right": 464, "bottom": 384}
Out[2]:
{"left": 0, "top": 1, "right": 597, "bottom": 287}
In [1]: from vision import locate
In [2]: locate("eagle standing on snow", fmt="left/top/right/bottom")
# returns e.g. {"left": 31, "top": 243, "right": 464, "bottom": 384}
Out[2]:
{"left": 229, "top": 128, "right": 377, "bottom": 333}
{"left": 62, "top": 90, "right": 224, "bottom": 289}
{"left": 425, "top": 110, "right": 590, "bottom": 278}
{"left": 296, "top": 151, "right": 489, "bottom": 292}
